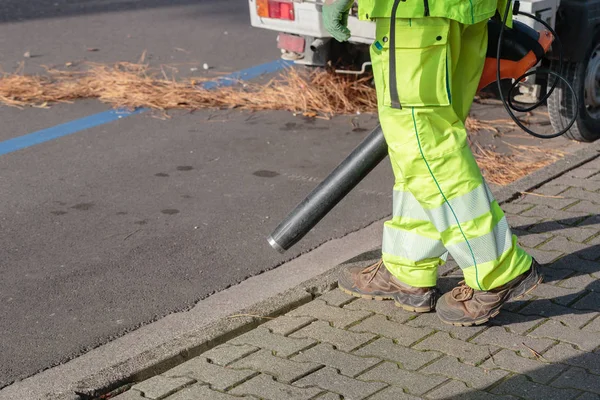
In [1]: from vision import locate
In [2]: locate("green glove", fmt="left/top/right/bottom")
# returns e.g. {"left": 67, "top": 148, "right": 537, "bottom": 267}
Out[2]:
{"left": 323, "top": 0, "right": 354, "bottom": 42}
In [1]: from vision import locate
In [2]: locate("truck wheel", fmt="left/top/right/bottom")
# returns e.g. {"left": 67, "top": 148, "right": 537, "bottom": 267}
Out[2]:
{"left": 548, "top": 42, "right": 600, "bottom": 142}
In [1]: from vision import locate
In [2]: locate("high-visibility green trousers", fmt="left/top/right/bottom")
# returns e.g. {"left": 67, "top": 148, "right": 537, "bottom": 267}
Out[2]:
{"left": 371, "top": 17, "right": 532, "bottom": 290}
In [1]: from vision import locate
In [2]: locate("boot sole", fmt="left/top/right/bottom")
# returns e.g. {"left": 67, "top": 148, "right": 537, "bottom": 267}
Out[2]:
{"left": 338, "top": 286, "right": 433, "bottom": 313}
{"left": 442, "top": 274, "right": 543, "bottom": 327}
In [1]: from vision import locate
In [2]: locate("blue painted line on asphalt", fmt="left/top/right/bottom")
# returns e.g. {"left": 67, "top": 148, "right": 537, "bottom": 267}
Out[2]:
{"left": 201, "top": 59, "right": 292, "bottom": 90}
{"left": 0, "top": 109, "right": 145, "bottom": 156}
{"left": 0, "top": 59, "right": 293, "bottom": 157}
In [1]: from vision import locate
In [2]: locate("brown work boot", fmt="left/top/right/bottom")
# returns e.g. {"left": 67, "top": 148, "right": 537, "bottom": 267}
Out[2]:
{"left": 338, "top": 259, "right": 438, "bottom": 312}
{"left": 436, "top": 259, "right": 543, "bottom": 326}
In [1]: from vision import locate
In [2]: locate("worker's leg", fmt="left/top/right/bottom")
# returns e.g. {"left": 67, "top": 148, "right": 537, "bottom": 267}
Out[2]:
{"left": 374, "top": 18, "right": 533, "bottom": 292}
{"left": 380, "top": 141, "right": 448, "bottom": 288}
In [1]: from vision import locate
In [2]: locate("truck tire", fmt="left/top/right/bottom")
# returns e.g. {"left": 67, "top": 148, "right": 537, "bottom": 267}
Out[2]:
{"left": 548, "top": 41, "right": 600, "bottom": 142}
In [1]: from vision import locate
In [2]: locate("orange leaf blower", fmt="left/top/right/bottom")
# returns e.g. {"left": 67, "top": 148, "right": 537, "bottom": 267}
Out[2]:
{"left": 479, "top": 18, "right": 554, "bottom": 92}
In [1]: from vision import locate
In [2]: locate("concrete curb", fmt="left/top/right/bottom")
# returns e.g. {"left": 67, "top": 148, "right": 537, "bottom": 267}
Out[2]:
{"left": 75, "top": 251, "right": 382, "bottom": 399}
{"left": 57, "top": 141, "right": 600, "bottom": 399}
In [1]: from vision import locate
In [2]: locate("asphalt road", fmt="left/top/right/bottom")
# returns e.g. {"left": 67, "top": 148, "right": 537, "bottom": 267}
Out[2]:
{"left": 0, "top": 0, "right": 395, "bottom": 388}
{"left": 0, "top": 0, "right": 588, "bottom": 391}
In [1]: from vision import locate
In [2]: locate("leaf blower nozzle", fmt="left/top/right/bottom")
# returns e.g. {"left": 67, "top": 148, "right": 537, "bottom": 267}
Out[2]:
{"left": 267, "top": 125, "right": 388, "bottom": 253}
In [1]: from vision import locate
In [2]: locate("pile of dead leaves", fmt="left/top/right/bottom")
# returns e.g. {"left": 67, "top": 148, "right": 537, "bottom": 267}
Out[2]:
{"left": 0, "top": 62, "right": 564, "bottom": 185}
{"left": 0, "top": 62, "right": 376, "bottom": 116}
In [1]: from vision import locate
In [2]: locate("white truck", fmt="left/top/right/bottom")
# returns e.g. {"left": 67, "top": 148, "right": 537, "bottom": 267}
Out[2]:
{"left": 248, "top": 0, "right": 600, "bottom": 142}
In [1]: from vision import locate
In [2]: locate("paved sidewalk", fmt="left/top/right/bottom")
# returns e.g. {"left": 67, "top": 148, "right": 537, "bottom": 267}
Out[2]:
{"left": 111, "top": 157, "right": 600, "bottom": 400}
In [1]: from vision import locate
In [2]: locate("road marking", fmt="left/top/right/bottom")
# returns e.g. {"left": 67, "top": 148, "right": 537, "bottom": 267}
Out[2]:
{"left": 0, "top": 59, "right": 292, "bottom": 157}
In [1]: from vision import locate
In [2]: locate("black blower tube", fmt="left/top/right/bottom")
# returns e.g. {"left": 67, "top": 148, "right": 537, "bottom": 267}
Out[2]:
{"left": 268, "top": 125, "right": 388, "bottom": 253}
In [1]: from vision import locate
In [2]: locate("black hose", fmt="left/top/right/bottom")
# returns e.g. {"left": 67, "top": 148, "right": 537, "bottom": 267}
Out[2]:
{"left": 496, "top": 1, "right": 579, "bottom": 138}
{"left": 267, "top": 125, "right": 388, "bottom": 252}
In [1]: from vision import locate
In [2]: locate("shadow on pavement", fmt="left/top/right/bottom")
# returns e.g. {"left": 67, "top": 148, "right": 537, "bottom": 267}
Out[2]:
{"left": 516, "top": 215, "right": 600, "bottom": 235}
{"left": 440, "top": 216, "right": 599, "bottom": 399}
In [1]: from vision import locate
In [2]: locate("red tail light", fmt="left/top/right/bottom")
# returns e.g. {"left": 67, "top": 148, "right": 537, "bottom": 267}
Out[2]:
{"left": 256, "top": 0, "right": 295, "bottom": 20}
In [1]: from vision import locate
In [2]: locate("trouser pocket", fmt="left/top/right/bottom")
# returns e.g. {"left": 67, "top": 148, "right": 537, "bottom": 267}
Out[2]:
{"left": 371, "top": 18, "right": 452, "bottom": 108}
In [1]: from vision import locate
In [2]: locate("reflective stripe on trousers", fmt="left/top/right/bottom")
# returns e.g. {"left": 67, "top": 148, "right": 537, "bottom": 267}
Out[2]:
{"left": 373, "top": 17, "right": 532, "bottom": 290}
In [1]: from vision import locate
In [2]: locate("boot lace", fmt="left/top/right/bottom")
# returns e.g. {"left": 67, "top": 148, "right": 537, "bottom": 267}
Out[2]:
{"left": 451, "top": 281, "right": 474, "bottom": 302}
{"left": 362, "top": 259, "right": 384, "bottom": 284}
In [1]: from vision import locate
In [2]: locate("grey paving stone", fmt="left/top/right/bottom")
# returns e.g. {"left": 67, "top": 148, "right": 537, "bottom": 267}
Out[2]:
{"left": 517, "top": 232, "right": 554, "bottom": 249}
{"left": 229, "top": 374, "right": 322, "bottom": 400}
{"left": 529, "top": 283, "right": 582, "bottom": 305}
{"left": 517, "top": 194, "right": 579, "bottom": 210}
{"left": 572, "top": 292, "right": 600, "bottom": 311}
{"left": 491, "top": 310, "right": 544, "bottom": 334}
{"left": 589, "top": 234, "right": 600, "bottom": 247}
{"left": 503, "top": 295, "right": 534, "bottom": 312}
{"left": 288, "top": 299, "right": 371, "bottom": 328}
{"left": 112, "top": 391, "right": 146, "bottom": 400}
{"left": 471, "top": 326, "right": 555, "bottom": 353}
{"left": 538, "top": 266, "right": 576, "bottom": 283}
{"left": 350, "top": 315, "right": 433, "bottom": 346}
{"left": 368, "top": 386, "right": 422, "bottom": 400}
{"left": 584, "top": 158, "right": 600, "bottom": 170}
{"left": 526, "top": 248, "right": 565, "bottom": 264}
{"left": 315, "top": 393, "right": 343, "bottom": 400}
{"left": 420, "top": 356, "right": 507, "bottom": 390}
{"left": 543, "top": 343, "right": 600, "bottom": 375}
{"left": 294, "top": 367, "right": 387, "bottom": 400}
{"left": 407, "top": 312, "right": 487, "bottom": 341}
{"left": 521, "top": 205, "right": 589, "bottom": 222}
{"left": 262, "top": 315, "right": 316, "bottom": 336}
{"left": 425, "top": 379, "right": 519, "bottom": 400}
{"left": 579, "top": 215, "right": 600, "bottom": 230}
{"left": 582, "top": 315, "right": 600, "bottom": 332}
{"left": 319, "top": 290, "right": 356, "bottom": 307}
{"left": 566, "top": 245, "right": 600, "bottom": 261}
{"left": 132, "top": 376, "right": 195, "bottom": 400}
{"left": 290, "top": 320, "right": 376, "bottom": 352}
{"left": 563, "top": 168, "right": 599, "bottom": 180}
{"left": 201, "top": 344, "right": 259, "bottom": 366}
{"left": 343, "top": 298, "right": 414, "bottom": 323}
{"left": 557, "top": 274, "right": 600, "bottom": 291}
{"left": 560, "top": 179, "right": 600, "bottom": 195}
{"left": 229, "top": 327, "right": 316, "bottom": 357}
{"left": 353, "top": 338, "right": 440, "bottom": 371}
{"left": 534, "top": 225, "right": 599, "bottom": 244}
{"left": 539, "top": 237, "right": 595, "bottom": 256}
{"left": 508, "top": 214, "right": 546, "bottom": 230}
{"left": 552, "top": 176, "right": 600, "bottom": 191}
{"left": 163, "top": 357, "right": 256, "bottom": 391}
{"left": 503, "top": 202, "right": 538, "bottom": 215}
{"left": 552, "top": 366, "right": 600, "bottom": 394}
{"left": 413, "top": 332, "right": 492, "bottom": 365}
{"left": 229, "top": 349, "right": 321, "bottom": 384}
{"left": 530, "top": 184, "right": 570, "bottom": 196}
{"left": 163, "top": 384, "right": 242, "bottom": 400}
{"left": 491, "top": 374, "right": 580, "bottom": 400}
{"left": 479, "top": 349, "right": 567, "bottom": 384}
{"left": 292, "top": 343, "right": 380, "bottom": 377}
{"left": 576, "top": 392, "right": 600, "bottom": 400}
{"left": 357, "top": 362, "right": 446, "bottom": 396}
{"left": 567, "top": 200, "right": 600, "bottom": 214}
{"left": 565, "top": 165, "right": 598, "bottom": 179}
{"left": 549, "top": 256, "right": 600, "bottom": 276}
{"left": 529, "top": 319, "right": 600, "bottom": 351}
{"left": 519, "top": 299, "right": 598, "bottom": 328}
